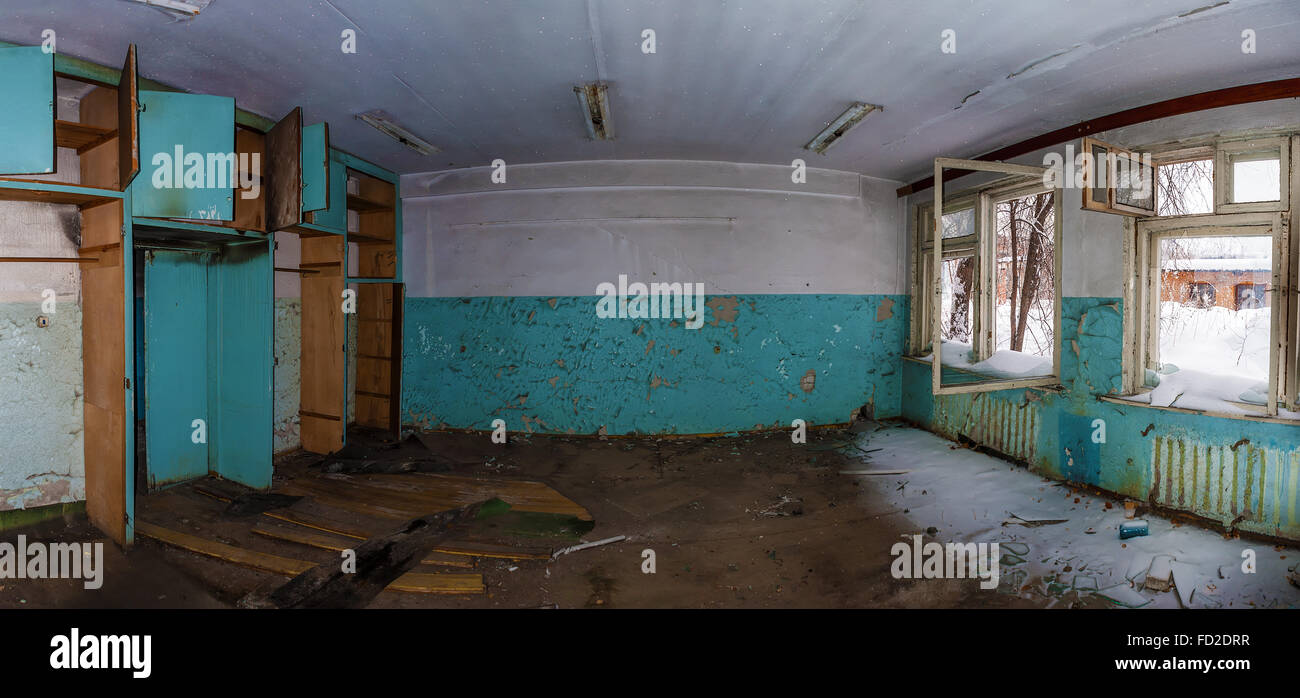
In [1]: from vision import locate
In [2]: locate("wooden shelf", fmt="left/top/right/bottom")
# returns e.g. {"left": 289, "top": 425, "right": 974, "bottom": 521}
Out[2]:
{"left": 345, "top": 230, "right": 393, "bottom": 244}
{"left": 0, "top": 179, "right": 121, "bottom": 207}
{"left": 346, "top": 192, "right": 392, "bottom": 212}
{"left": 55, "top": 120, "right": 117, "bottom": 154}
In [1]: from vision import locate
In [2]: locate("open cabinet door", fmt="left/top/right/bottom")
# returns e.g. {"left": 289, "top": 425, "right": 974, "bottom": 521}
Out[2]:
{"left": 117, "top": 44, "right": 140, "bottom": 190}
{"left": 134, "top": 90, "right": 234, "bottom": 220}
{"left": 0, "top": 46, "right": 55, "bottom": 174}
{"left": 266, "top": 107, "right": 303, "bottom": 231}
{"left": 355, "top": 283, "right": 404, "bottom": 437}
{"left": 301, "top": 122, "right": 330, "bottom": 218}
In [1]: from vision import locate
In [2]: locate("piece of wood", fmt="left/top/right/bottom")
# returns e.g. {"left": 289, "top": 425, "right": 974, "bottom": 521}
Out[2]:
{"left": 55, "top": 120, "right": 115, "bottom": 153}
{"left": 78, "top": 85, "right": 119, "bottom": 190}
{"left": 193, "top": 484, "right": 551, "bottom": 560}
{"left": 117, "top": 44, "right": 139, "bottom": 189}
{"left": 137, "top": 521, "right": 484, "bottom": 595}
{"left": 290, "top": 471, "right": 593, "bottom": 520}
{"left": 299, "top": 234, "right": 345, "bottom": 453}
{"left": 261, "top": 505, "right": 487, "bottom": 607}
{"left": 898, "top": 77, "right": 1300, "bottom": 197}
{"left": 81, "top": 200, "right": 127, "bottom": 545}
{"left": 265, "top": 106, "right": 302, "bottom": 231}
{"left": 839, "top": 469, "right": 910, "bottom": 475}
{"left": 251, "top": 523, "right": 474, "bottom": 568}
{"left": 223, "top": 127, "right": 266, "bottom": 232}
{"left": 0, "top": 256, "right": 97, "bottom": 263}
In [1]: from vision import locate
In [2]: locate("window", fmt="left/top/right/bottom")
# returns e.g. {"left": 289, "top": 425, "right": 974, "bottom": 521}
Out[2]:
{"left": 1081, "top": 136, "right": 1155, "bottom": 216}
{"left": 919, "top": 158, "right": 1062, "bottom": 395}
{"left": 910, "top": 199, "right": 977, "bottom": 355}
{"left": 1125, "top": 213, "right": 1290, "bottom": 416}
{"left": 1214, "top": 136, "right": 1289, "bottom": 213}
{"left": 1156, "top": 158, "right": 1214, "bottom": 216}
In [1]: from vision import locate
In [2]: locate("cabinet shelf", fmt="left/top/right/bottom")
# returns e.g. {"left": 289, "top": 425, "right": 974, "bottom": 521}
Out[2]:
{"left": 55, "top": 120, "right": 117, "bottom": 154}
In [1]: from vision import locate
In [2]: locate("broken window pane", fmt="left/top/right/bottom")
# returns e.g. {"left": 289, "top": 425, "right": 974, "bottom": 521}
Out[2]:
{"left": 1156, "top": 159, "right": 1213, "bottom": 216}
{"left": 994, "top": 191, "right": 1055, "bottom": 360}
{"left": 1230, "top": 152, "right": 1280, "bottom": 203}
{"left": 1157, "top": 235, "right": 1271, "bottom": 384}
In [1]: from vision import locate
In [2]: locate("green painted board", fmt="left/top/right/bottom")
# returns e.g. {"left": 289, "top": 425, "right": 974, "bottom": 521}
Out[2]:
{"left": 0, "top": 46, "right": 54, "bottom": 174}
{"left": 301, "top": 122, "right": 330, "bottom": 213}
{"left": 143, "top": 249, "right": 212, "bottom": 488}
{"left": 206, "top": 241, "right": 273, "bottom": 489}
{"left": 309, "top": 148, "right": 348, "bottom": 231}
{"left": 135, "top": 90, "right": 235, "bottom": 220}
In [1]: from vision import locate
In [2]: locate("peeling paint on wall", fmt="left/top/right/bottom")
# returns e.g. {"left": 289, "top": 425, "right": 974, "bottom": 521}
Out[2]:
{"left": 903, "top": 295, "right": 1300, "bottom": 541}
{"left": 0, "top": 200, "right": 85, "bottom": 512}
{"left": 403, "top": 293, "right": 906, "bottom": 435}
{"left": 273, "top": 298, "right": 301, "bottom": 454}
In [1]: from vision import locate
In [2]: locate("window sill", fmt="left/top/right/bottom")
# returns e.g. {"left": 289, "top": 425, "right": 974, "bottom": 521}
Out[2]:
{"left": 1099, "top": 394, "right": 1299, "bottom": 425}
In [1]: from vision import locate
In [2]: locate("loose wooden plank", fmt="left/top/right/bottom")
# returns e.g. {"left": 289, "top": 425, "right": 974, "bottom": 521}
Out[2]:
{"left": 137, "top": 521, "right": 484, "bottom": 594}
{"left": 251, "top": 522, "right": 475, "bottom": 569}
{"left": 282, "top": 472, "right": 592, "bottom": 520}
{"left": 193, "top": 484, "right": 550, "bottom": 560}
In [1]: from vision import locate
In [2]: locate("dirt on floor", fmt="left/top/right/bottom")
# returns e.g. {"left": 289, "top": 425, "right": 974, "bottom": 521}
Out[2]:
{"left": 0, "top": 421, "right": 1058, "bottom": 609}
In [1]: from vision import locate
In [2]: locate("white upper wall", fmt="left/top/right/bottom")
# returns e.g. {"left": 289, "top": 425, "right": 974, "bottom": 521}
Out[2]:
{"left": 400, "top": 159, "right": 904, "bottom": 298}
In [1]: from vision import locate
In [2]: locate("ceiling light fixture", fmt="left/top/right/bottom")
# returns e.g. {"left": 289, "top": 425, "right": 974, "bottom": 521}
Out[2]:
{"left": 804, "top": 102, "right": 882, "bottom": 154}
{"left": 125, "top": 0, "right": 203, "bottom": 15}
{"left": 574, "top": 83, "right": 614, "bottom": 141}
{"left": 355, "top": 110, "right": 441, "bottom": 156}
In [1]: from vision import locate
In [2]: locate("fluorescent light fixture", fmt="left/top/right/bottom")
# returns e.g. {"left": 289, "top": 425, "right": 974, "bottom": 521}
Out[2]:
{"left": 804, "top": 102, "right": 882, "bottom": 154}
{"left": 355, "top": 110, "right": 441, "bottom": 156}
{"left": 574, "top": 83, "right": 614, "bottom": 141}
{"left": 126, "top": 0, "right": 203, "bottom": 15}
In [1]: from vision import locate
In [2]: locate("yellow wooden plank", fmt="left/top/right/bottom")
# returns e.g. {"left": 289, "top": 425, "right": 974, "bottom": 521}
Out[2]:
{"left": 137, "top": 521, "right": 483, "bottom": 594}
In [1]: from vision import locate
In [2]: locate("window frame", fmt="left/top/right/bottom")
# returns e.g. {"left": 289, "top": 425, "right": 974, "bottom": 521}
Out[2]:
{"left": 909, "top": 193, "right": 978, "bottom": 356}
{"left": 1123, "top": 211, "right": 1286, "bottom": 416}
{"left": 1214, "top": 135, "right": 1290, "bottom": 214}
{"left": 930, "top": 157, "right": 1063, "bottom": 396}
{"left": 1081, "top": 136, "right": 1156, "bottom": 217}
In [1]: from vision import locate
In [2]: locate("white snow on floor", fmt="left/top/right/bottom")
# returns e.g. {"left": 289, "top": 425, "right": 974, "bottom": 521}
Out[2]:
{"left": 853, "top": 424, "right": 1300, "bottom": 609}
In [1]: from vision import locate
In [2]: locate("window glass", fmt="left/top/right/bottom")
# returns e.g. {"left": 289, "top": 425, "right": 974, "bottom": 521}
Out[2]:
{"left": 1156, "top": 159, "right": 1213, "bottom": 216}
{"left": 994, "top": 191, "right": 1055, "bottom": 359}
{"left": 1230, "top": 152, "right": 1280, "bottom": 203}
{"left": 1157, "top": 235, "right": 1271, "bottom": 383}
{"left": 940, "top": 255, "right": 975, "bottom": 345}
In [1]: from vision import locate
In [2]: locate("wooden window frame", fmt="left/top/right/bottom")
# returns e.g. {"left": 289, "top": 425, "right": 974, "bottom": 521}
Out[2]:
{"left": 1081, "top": 136, "right": 1156, "bottom": 217}
{"left": 931, "top": 157, "right": 1063, "bottom": 396}
{"left": 1122, "top": 211, "right": 1286, "bottom": 416}
{"left": 1215, "top": 135, "right": 1290, "bottom": 214}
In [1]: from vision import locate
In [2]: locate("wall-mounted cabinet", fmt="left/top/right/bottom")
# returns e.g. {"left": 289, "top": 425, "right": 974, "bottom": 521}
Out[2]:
{"left": 134, "top": 91, "right": 235, "bottom": 220}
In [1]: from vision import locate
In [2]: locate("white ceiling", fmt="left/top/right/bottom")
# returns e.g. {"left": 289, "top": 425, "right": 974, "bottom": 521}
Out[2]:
{"left": 2, "top": 0, "right": 1297, "bottom": 182}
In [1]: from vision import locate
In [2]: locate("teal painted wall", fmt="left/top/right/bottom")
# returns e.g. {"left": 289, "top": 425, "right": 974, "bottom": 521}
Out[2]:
{"left": 403, "top": 293, "right": 907, "bottom": 435}
{"left": 902, "top": 296, "right": 1300, "bottom": 541}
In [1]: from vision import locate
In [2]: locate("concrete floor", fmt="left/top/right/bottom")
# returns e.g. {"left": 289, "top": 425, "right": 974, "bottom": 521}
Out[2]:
{"left": 3, "top": 421, "right": 1297, "bottom": 609}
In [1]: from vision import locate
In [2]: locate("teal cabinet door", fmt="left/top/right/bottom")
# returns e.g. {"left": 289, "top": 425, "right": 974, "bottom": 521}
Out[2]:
{"left": 207, "top": 241, "right": 273, "bottom": 489}
{"left": 0, "top": 46, "right": 54, "bottom": 174}
{"left": 301, "top": 122, "right": 330, "bottom": 213}
{"left": 307, "top": 148, "right": 348, "bottom": 231}
{"left": 135, "top": 90, "right": 235, "bottom": 220}
{"left": 143, "top": 249, "right": 211, "bottom": 488}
